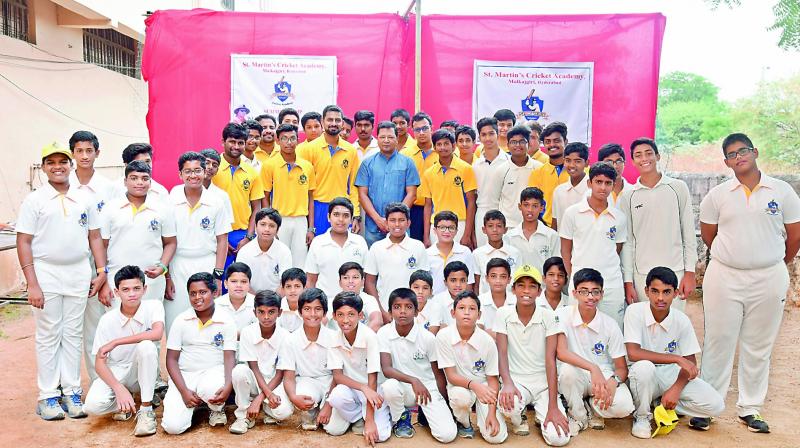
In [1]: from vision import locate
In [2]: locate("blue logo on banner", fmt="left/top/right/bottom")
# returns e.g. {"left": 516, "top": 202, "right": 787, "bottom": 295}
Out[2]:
{"left": 521, "top": 88, "right": 546, "bottom": 121}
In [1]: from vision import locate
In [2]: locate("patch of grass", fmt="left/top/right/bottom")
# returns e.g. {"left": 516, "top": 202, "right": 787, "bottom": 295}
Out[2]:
{"left": 0, "top": 303, "right": 28, "bottom": 338}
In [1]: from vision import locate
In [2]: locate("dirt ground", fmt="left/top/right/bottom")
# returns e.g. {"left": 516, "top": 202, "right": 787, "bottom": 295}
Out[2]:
{"left": 1, "top": 298, "right": 799, "bottom": 448}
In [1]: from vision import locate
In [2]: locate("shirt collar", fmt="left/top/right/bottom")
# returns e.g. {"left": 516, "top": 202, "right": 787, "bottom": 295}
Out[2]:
{"left": 576, "top": 199, "right": 621, "bottom": 219}
{"left": 215, "top": 293, "right": 254, "bottom": 312}
{"left": 728, "top": 172, "right": 775, "bottom": 192}
{"left": 569, "top": 304, "right": 602, "bottom": 332}
{"left": 387, "top": 322, "right": 420, "bottom": 343}
{"left": 335, "top": 323, "right": 369, "bottom": 350}
{"left": 116, "top": 303, "right": 148, "bottom": 327}
{"left": 387, "top": 234, "right": 413, "bottom": 249}
{"left": 507, "top": 305, "right": 545, "bottom": 326}
{"left": 69, "top": 171, "right": 106, "bottom": 194}
{"left": 448, "top": 325, "right": 484, "bottom": 349}
{"left": 319, "top": 229, "right": 359, "bottom": 247}
{"left": 183, "top": 308, "right": 228, "bottom": 325}
{"left": 40, "top": 182, "right": 79, "bottom": 201}
{"left": 172, "top": 185, "right": 213, "bottom": 207}
{"left": 644, "top": 304, "right": 673, "bottom": 332}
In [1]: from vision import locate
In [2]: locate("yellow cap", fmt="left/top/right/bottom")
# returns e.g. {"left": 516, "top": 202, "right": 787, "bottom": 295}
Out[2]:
{"left": 651, "top": 405, "right": 679, "bottom": 437}
{"left": 41, "top": 142, "right": 73, "bottom": 161}
{"left": 512, "top": 264, "right": 542, "bottom": 285}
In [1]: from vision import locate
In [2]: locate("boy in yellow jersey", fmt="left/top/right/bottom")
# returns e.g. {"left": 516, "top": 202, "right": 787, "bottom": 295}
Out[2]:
{"left": 391, "top": 108, "right": 417, "bottom": 151}
{"left": 295, "top": 111, "right": 324, "bottom": 156}
{"left": 401, "top": 111, "right": 437, "bottom": 241}
{"left": 527, "top": 122, "right": 570, "bottom": 226}
{"left": 261, "top": 123, "right": 316, "bottom": 268}
{"left": 212, "top": 122, "right": 264, "bottom": 269}
{"left": 255, "top": 114, "right": 280, "bottom": 161}
{"left": 242, "top": 120, "right": 264, "bottom": 173}
{"left": 420, "top": 129, "right": 477, "bottom": 248}
{"left": 297, "top": 105, "right": 362, "bottom": 236}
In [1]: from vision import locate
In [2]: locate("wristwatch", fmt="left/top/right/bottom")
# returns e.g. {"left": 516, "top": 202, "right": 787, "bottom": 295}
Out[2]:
{"left": 96, "top": 266, "right": 109, "bottom": 275}
{"left": 246, "top": 233, "right": 256, "bottom": 241}
{"left": 307, "top": 227, "right": 316, "bottom": 234}
{"left": 213, "top": 268, "right": 225, "bottom": 280}
{"left": 611, "top": 374, "right": 623, "bottom": 385}
{"left": 352, "top": 216, "right": 361, "bottom": 222}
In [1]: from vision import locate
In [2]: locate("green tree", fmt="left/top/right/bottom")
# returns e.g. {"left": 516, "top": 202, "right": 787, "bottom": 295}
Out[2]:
{"left": 708, "top": 0, "right": 800, "bottom": 50}
{"left": 659, "top": 71, "right": 720, "bottom": 105}
{"left": 656, "top": 72, "right": 731, "bottom": 149}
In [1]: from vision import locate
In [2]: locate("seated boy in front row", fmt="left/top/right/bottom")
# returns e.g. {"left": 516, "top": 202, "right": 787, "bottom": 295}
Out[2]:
{"left": 230, "top": 290, "right": 293, "bottom": 434}
{"left": 555, "top": 268, "right": 634, "bottom": 436}
{"left": 85, "top": 265, "right": 163, "bottom": 437}
{"left": 161, "top": 272, "right": 237, "bottom": 435}
{"left": 625, "top": 267, "right": 725, "bottom": 439}
{"left": 379, "top": 287, "right": 457, "bottom": 442}
{"left": 324, "top": 292, "right": 393, "bottom": 444}
{"left": 409, "top": 269, "right": 442, "bottom": 334}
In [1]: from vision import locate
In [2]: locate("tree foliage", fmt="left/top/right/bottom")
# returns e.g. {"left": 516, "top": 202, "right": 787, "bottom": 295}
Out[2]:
{"left": 708, "top": 0, "right": 800, "bottom": 50}
{"left": 656, "top": 72, "right": 730, "bottom": 149}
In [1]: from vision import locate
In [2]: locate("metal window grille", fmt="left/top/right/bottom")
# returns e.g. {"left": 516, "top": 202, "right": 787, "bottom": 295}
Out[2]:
{"left": 1, "top": 0, "right": 29, "bottom": 42}
{"left": 83, "top": 28, "right": 140, "bottom": 78}
{"left": 220, "top": 0, "right": 235, "bottom": 11}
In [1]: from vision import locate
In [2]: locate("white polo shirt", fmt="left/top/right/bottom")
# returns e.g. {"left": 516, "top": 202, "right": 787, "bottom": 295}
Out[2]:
{"left": 559, "top": 200, "right": 627, "bottom": 285}
{"left": 498, "top": 157, "right": 543, "bottom": 228}
{"left": 432, "top": 291, "right": 457, "bottom": 327}
{"left": 535, "top": 293, "right": 569, "bottom": 313}
{"left": 214, "top": 293, "right": 256, "bottom": 332}
{"left": 473, "top": 152, "right": 509, "bottom": 210}
{"left": 166, "top": 307, "right": 237, "bottom": 373}
{"left": 426, "top": 243, "right": 476, "bottom": 295}
{"left": 435, "top": 325, "right": 499, "bottom": 383}
{"left": 477, "top": 292, "right": 516, "bottom": 331}
{"left": 378, "top": 322, "right": 438, "bottom": 390}
{"left": 364, "top": 235, "right": 430, "bottom": 309}
{"left": 473, "top": 243, "right": 520, "bottom": 294}
{"left": 304, "top": 230, "right": 368, "bottom": 299}
{"left": 277, "top": 325, "right": 337, "bottom": 380}
{"left": 699, "top": 174, "right": 800, "bottom": 270}
{"left": 69, "top": 170, "right": 113, "bottom": 216}
{"left": 170, "top": 185, "right": 231, "bottom": 258}
{"left": 111, "top": 176, "right": 170, "bottom": 202}
{"left": 556, "top": 305, "right": 625, "bottom": 376}
{"left": 205, "top": 183, "right": 235, "bottom": 228}
{"left": 101, "top": 194, "right": 177, "bottom": 277}
{"left": 238, "top": 322, "right": 289, "bottom": 379}
{"left": 492, "top": 305, "right": 560, "bottom": 383}
{"left": 16, "top": 183, "right": 99, "bottom": 296}
{"left": 552, "top": 177, "right": 588, "bottom": 227}
{"left": 623, "top": 302, "right": 700, "bottom": 357}
{"left": 505, "top": 223, "right": 560, "bottom": 272}
{"left": 236, "top": 238, "right": 292, "bottom": 293}
{"left": 278, "top": 298, "right": 302, "bottom": 332}
{"left": 416, "top": 300, "right": 443, "bottom": 331}
{"left": 92, "top": 300, "right": 165, "bottom": 366}
{"left": 327, "top": 323, "right": 381, "bottom": 385}
{"left": 325, "top": 292, "right": 380, "bottom": 330}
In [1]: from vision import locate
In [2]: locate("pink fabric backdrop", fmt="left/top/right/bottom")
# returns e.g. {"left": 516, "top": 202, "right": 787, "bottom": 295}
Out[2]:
{"left": 143, "top": 10, "right": 664, "bottom": 187}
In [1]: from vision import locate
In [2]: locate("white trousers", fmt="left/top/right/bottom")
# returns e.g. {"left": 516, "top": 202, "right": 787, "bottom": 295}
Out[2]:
{"left": 161, "top": 365, "right": 226, "bottom": 435}
{"left": 84, "top": 340, "right": 158, "bottom": 415}
{"left": 430, "top": 220, "right": 466, "bottom": 245}
{"left": 167, "top": 253, "right": 216, "bottom": 335}
{"left": 83, "top": 296, "right": 108, "bottom": 382}
{"left": 597, "top": 286, "right": 625, "bottom": 330}
{"left": 449, "top": 385, "right": 508, "bottom": 444}
{"left": 632, "top": 270, "right": 686, "bottom": 312}
{"left": 278, "top": 216, "right": 308, "bottom": 268}
{"left": 382, "top": 378, "right": 457, "bottom": 443}
{"left": 231, "top": 364, "right": 293, "bottom": 420}
{"left": 324, "top": 384, "right": 392, "bottom": 442}
{"left": 628, "top": 361, "right": 724, "bottom": 420}
{"left": 475, "top": 208, "right": 490, "bottom": 248}
{"left": 497, "top": 378, "right": 569, "bottom": 446}
{"left": 700, "top": 260, "right": 788, "bottom": 416}
{"left": 291, "top": 376, "right": 331, "bottom": 410}
{"left": 558, "top": 364, "right": 634, "bottom": 422}
{"left": 34, "top": 293, "right": 87, "bottom": 401}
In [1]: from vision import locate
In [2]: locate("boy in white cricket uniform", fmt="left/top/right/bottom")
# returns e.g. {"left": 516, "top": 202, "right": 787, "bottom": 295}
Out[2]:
{"left": 473, "top": 210, "right": 519, "bottom": 295}
{"left": 477, "top": 257, "right": 515, "bottom": 339}
{"left": 334, "top": 262, "right": 382, "bottom": 332}
{"left": 432, "top": 261, "right": 471, "bottom": 327}
{"left": 550, "top": 142, "right": 588, "bottom": 231}
{"left": 497, "top": 125, "right": 543, "bottom": 228}
{"left": 409, "top": 270, "right": 443, "bottom": 334}
{"left": 426, "top": 210, "right": 477, "bottom": 295}
{"left": 472, "top": 117, "right": 510, "bottom": 248}
{"left": 698, "top": 133, "right": 800, "bottom": 433}
{"left": 277, "top": 267, "right": 306, "bottom": 333}
{"left": 506, "top": 187, "right": 560, "bottom": 272}
{"left": 17, "top": 143, "right": 109, "bottom": 420}
{"left": 536, "top": 257, "right": 570, "bottom": 313}
{"left": 214, "top": 262, "right": 257, "bottom": 334}
{"left": 199, "top": 148, "right": 235, "bottom": 228}
{"left": 110, "top": 143, "right": 170, "bottom": 200}
{"left": 235, "top": 207, "right": 293, "bottom": 293}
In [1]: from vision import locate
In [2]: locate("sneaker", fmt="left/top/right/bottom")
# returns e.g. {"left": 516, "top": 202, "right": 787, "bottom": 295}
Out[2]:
{"left": 568, "top": 417, "right": 586, "bottom": 437}
{"left": 209, "top": 410, "right": 227, "bottom": 427}
{"left": 456, "top": 421, "right": 475, "bottom": 439}
{"left": 631, "top": 417, "right": 652, "bottom": 439}
{"left": 300, "top": 408, "right": 319, "bottom": 431}
{"left": 512, "top": 412, "right": 530, "bottom": 436}
{"left": 263, "top": 414, "right": 278, "bottom": 425}
{"left": 112, "top": 411, "right": 132, "bottom": 421}
{"left": 154, "top": 377, "right": 169, "bottom": 394}
{"left": 689, "top": 417, "right": 711, "bottom": 431}
{"left": 351, "top": 418, "right": 365, "bottom": 435}
{"left": 739, "top": 414, "right": 770, "bottom": 433}
{"left": 133, "top": 410, "right": 157, "bottom": 437}
{"left": 393, "top": 410, "right": 415, "bottom": 438}
{"left": 60, "top": 394, "right": 88, "bottom": 418}
{"left": 229, "top": 418, "right": 255, "bottom": 434}
{"left": 151, "top": 393, "right": 162, "bottom": 409}
{"left": 36, "top": 398, "right": 65, "bottom": 421}
{"left": 588, "top": 406, "right": 605, "bottom": 430}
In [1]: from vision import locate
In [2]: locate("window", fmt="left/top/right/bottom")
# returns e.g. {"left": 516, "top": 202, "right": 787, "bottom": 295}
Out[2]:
{"left": 83, "top": 28, "right": 140, "bottom": 79}
{"left": 1, "top": 0, "right": 29, "bottom": 42}
{"left": 220, "top": 0, "right": 235, "bottom": 11}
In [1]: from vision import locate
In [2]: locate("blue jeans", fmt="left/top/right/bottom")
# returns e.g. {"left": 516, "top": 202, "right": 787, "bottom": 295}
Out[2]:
{"left": 364, "top": 228, "right": 386, "bottom": 247}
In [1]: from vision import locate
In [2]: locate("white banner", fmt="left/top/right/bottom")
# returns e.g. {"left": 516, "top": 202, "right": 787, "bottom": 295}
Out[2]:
{"left": 473, "top": 61, "right": 594, "bottom": 145}
{"left": 230, "top": 54, "right": 337, "bottom": 123}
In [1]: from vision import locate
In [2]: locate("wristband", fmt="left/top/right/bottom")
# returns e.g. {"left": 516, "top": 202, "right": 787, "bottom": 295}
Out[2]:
{"left": 246, "top": 233, "right": 256, "bottom": 241}
{"left": 20, "top": 262, "right": 34, "bottom": 270}
{"left": 466, "top": 380, "right": 473, "bottom": 391}
{"left": 155, "top": 262, "right": 169, "bottom": 276}
{"left": 352, "top": 216, "right": 361, "bottom": 222}
{"left": 96, "top": 266, "right": 109, "bottom": 274}
{"left": 611, "top": 374, "right": 622, "bottom": 385}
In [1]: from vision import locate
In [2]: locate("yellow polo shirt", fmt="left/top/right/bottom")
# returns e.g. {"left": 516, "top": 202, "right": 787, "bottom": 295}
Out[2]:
{"left": 261, "top": 155, "right": 315, "bottom": 217}
{"left": 526, "top": 161, "right": 570, "bottom": 226}
{"left": 297, "top": 135, "right": 360, "bottom": 215}
{"left": 401, "top": 144, "right": 439, "bottom": 206}
{"left": 531, "top": 149, "right": 549, "bottom": 165}
{"left": 254, "top": 145, "right": 280, "bottom": 164}
{"left": 419, "top": 157, "right": 477, "bottom": 222}
{"left": 212, "top": 157, "right": 265, "bottom": 230}
{"left": 399, "top": 135, "right": 417, "bottom": 152}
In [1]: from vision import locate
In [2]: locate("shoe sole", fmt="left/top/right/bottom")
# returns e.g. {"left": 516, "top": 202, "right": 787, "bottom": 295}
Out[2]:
{"left": 37, "top": 410, "right": 65, "bottom": 421}
{"left": 739, "top": 420, "right": 769, "bottom": 434}
{"left": 301, "top": 424, "right": 318, "bottom": 431}
{"left": 513, "top": 430, "right": 531, "bottom": 436}
{"left": 134, "top": 429, "right": 157, "bottom": 437}
{"left": 689, "top": 422, "right": 710, "bottom": 431}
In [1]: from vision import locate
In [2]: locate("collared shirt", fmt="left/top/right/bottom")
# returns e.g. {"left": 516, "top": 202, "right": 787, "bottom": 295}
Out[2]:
{"left": 606, "top": 178, "right": 633, "bottom": 209}
{"left": 473, "top": 243, "right": 520, "bottom": 294}
{"left": 170, "top": 185, "right": 230, "bottom": 258}
{"left": 325, "top": 292, "right": 381, "bottom": 330}
{"left": 235, "top": 238, "right": 292, "bottom": 293}
{"left": 535, "top": 293, "right": 569, "bottom": 313}
{"left": 559, "top": 200, "right": 627, "bottom": 284}
{"left": 355, "top": 150, "right": 420, "bottom": 233}
{"left": 110, "top": 176, "right": 170, "bottom": 203}
{"left": 623, "top": 302, "right": 700, "bottom": 357}
{"left": 355, "top": 137, "right": 380, "bottom": 160}
{"left": 499, "top": 157, "right": 543, "bottom": 228}
{"left": 527, "top": 161, "right": 571, "bottom": 226}
{"left": 399, "top": 135, "right": 418, "bottom": 152}
{"left": 277, "top": 325, "right": 337, "bottom": 380}
{"left": 239, "top": 322, "right": 289, "bottom": 379}
{"left": 416, "top": 300, "right": 443, "bottom": 331}
{"left": 261, "top": 155, "right": 316, "bottom": 217}
{"left": 304, "top": 230, "right": 368, "bottom": 299}
{"left": 419, "top": 158, "right": 478, "bottom": 221}
{"left": 473, "top": 151, "right": 510, "bottom": 210}
{"left": 435, "top": 325, "right": 499, "bottom": 383}
{"left": 400, "top": 144, "right": 439, "bottom": 206}
{"left": 556, "top": 305, "right": 625, "bottom": 376}
{"left": 531, "top": 150, "right": 549, "bottom": 165}
{"left": 68, "top": 171, "right": 113, "bottom": 216}
{"left": 552, "top": 177, "right": 589, "bottom": 227}
{"left": 505, "top": 223, "right": 560, "bottom": 273}
{"left": 278, "top": 297, "right": 303, "bottom": 333}
{"left": 254, "top": 146, "right": 279, "bottom": 166}
{"left": 327, "top": 323, "right": 380, "bottom": 384}
{"left": 426, "top": 243, "right": 476, "bottom": 295}
{"left": 214, "top": 293, "right": 256, "bottom": 333}
{"left": 205, "top": 183, "right": 235, "bottom": 229}
{"left": 377, "top": 322, "right": 439, "bottom": 390}
{"left": 477, "top": 291, "right": 516, "bottom": 331}
{"left": 699, "top": 174, "right": 800, "bottom": 270}
{"left": 492, "top": 305, "right": 560, "bottom": 382}
{"left": 297, "top": 135, "right": 360, "bottom": 213}
{"left": 166, "top": 307, "right": 237, "bottom": 373}
{"left": 432, "top": 291, "right": 457, "bottom": 327}
{"left": 242, "top": 154, "right": 263, "bottom": 174}
{"left": 92, "top": 300, "right": 165, "bottom": 366}
{"left": 212, "top": 157, "right": 265, "bottom": 230}
{"left": 364, "top": 235, "right": 430, "bottom": 310}
{"left": 473, "top": 143, "right": 510, "bottom": 159}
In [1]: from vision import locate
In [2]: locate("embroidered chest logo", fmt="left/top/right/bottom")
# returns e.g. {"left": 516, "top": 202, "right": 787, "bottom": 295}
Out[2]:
{"left": 352, "top": 249, "right": 362, "bottom": 257}
{"left": 453, "top": 175, "right": 463, "bottom": 187}
{"left": 592, "top": 341, "right": 605, "bottom": 356}
{"left": 273, "top": 264, "right": 280, "bottom": 276}
{"left": 424, "top": 321, "right": 431, "bottom": 330}
{"left": 78, "top": 212, "right": 88, "bottom": 228}
{"left": 299, "top": 174, "right": 308, "bottom": 185}
{"left": 213, "top": 332, "right": 224, "bottom": 348}
{"left": 200, "top": 216, "right": 211, "bottom": 230}
{"left": 537, "top": 245, "right": 550, "bottom": 257}
{"left": 554, "top": 315, "right": 560, "bottom": 324}
{"left": 243, "top": 179, "right": 251, "bottom": 191}
{"left": 665, "top": 340, "right": 678, "bottom": 354}
{"left": 507, "top": 256, "right": 516, "bottom": 268}
{"left": 406, "top": 256, "right": 417, "bottom": 269}
{"left": 412, "top": 350, "right": 426, "bottom": 361}
{"left": 96, "top": 200, "right": 105, "bottom": 213}
{"left": 606, "top": 225, "right": 617, "bottom": 240}
{"left": 149, "top": 218, "right": 160, "bottom": 232}
{"left": 342, "top": 159, "right": 349, "bottom": 169}
{"left": 472, "top": 359, "right": 486, "bottom": 374}
{"left": 765, "top": 199, "right": 780, "bottom": 215}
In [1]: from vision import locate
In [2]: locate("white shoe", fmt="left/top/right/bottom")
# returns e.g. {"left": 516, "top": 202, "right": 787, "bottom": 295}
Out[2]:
{"left": 587, "top": 406, "right": 605, "bottom": 429}
{"left": 60, "top": 394, "right": 87, "bottom": 419}
{"left": 631, "top": 417, "right": 652, "bottom": 439}
{"left": 112, "top": 411, "right": 132, "bottom": 421}
{"left": 351, "top": 418, "right": 365, "bottom": 435}
{"left": 512, "top": 413, "right": 530, "bottom": 436}
{"left": 209, "top": 410, "right": 228, "bottom": 427}
{"left": 229, "top": 418, "right": 255, "bottom": 434}
{"left": 134, "top": 410, "right": 157, "bottom": 437}
{"left": 300, "top": 408, "right": 319, "bottom": 430}
{"left": 263, "top": 414, "right": 278, "bottom": 425}
{"left": 36, "top": 398, "right": 65, "bottom": 421}
{"left": 568, "top": 417, "right": 586, "bottom": 437}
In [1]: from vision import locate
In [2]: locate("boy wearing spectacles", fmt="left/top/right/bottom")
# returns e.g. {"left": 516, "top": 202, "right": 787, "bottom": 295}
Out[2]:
{"left": 426, "top": 211, "right": 477, "bottom": 296}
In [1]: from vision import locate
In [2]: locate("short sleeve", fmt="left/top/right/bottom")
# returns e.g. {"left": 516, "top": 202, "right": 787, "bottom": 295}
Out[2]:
{"left": 327, "top": 346, "right": 344, "bottom": 371}
{"left": 261, "top": 162, "right": 274, "bottom": 193}
{"left": 364, "top": 246, "right": 379, "bottom": 276}
{"left": 248, "top": 172, "right": 265, "bottom": 202}
{"left": 276, "top": 342, "right": 295, "bottom": 371}
{"left": 678, "top": 318, "right": 701, "bottom": 356}
{"left": 86, "top": 199, "right": 101, "bottom": 231}
{"left": 463, "top": 251, "right": 477, "bottom": 285}
{"left": 362, "top": 295, "right": 380, "bottom": 317}
{"left": 435, "top": 331, "right": 456, "bottom": 369}
{"left": 606, "top": 322, "right": 626, "bottom": 359}
{"left": 416, "top": 246, "right": 431, "bottom": 271}
{"left": 492, "top": 307, "right": 509, "bottom": 335}
{"left": 222, "top": 321, "right": 238, "bottom": 351}
{"left": 542, "top": 309, "right": 562, "bottom": 337}
{"left": 100, "top": 209, "right": 112, "bottom": 240}
{"left": 419, "top": 171, "right": 431, "bottom": 199}
{"left": 307, "top": 164, "right": 317, "bottom": 191}
{"left": 277, "top": 245, "right": 293, "bottom": 281}
{"left": 91, "top": 318, "right": 109, "bottom": 355}
{"left": 781, "top": 183, "right": 800, "bottom": 224}
{"left": 238, "top": 330, "right": 258, "bottom": 362}
{"left": 304, "top": 240, "right": 321, "bottom": 275}
{"left": 160, "top": 204, "right": 177, "bottom": 238}
{"left": 614, "top": 211, "right": 628, "bottom": 244}
{"left": 698, "top": 190, "right": 719, "bottom": 225}
{"left": 354, "top": 159, "right": 371, "bottom": 187}
{"left": 214, "top": 200, "right": 232, "bottom": 235}
{"left": 377, "top": 328, "right": 391, "bottom": 354}
{"left": 559, "top": 207, "right": 576, "bottom": 240}
{"left": 425, "top": 302, "right": 442, "bottom": 327}
{"left": 14, "top": 194, "right": 39, "bottom": 235}
{"left": 622, "top": 306, "right": 643, "bottom": 346}
{"left": 405, "top": 157, "right": 421, "bottom": 187}
{"left": 166, "top": 319, "right": 184, "bottom": 351}
{"left": 462, "top": 166, "right": 477, "bottom": 193}
{"left": 150, "top": 301, "right": 166, "bottom": 324}
{"left": 484, "top": 336, "right": 500, "bottom": 376}
{"left": 365, "top": 332, "right": 381, "bottom": 374}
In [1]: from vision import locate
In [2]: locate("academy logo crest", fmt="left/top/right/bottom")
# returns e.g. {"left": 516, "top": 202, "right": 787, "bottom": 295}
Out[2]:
{"left": 765, "top": 199, "right": 780, "bottom": 215}
{"left": 342, "top": 159, "right": 349, "bottom": 169}
{"left": 299, "top": 174, "right": 308, "bottom": 185}
{"left": 213, "top": 332, "right": 224, "bottom": 348}
{"left": 472, "top": 359, "right": 486, "bottom": 374}
{"left": 665, "top": 340, "right": 678, "bottom": 354}
{"left": 413, "top": 350, "right": 426, "bottom": 361}
{"left": 201, "top": 216, "right": 211, "bottom": 230}
{"left": 78, "top": 212, "right": 88, "bottom": 228}
{"left": 243, "top": 179, "right": 251, "bottom": 191}
{"left": 520, "top": 88, "right": 548, "bottom": 121}
{"left": 453, "top": 176, "right": 463, "bottom": 187}
{"left": 592, "top": 341, "right": 605, "bottom": 356}
{"left": 271, "top": 76, "right": 295, "bottom": 105}
{"left": 149, "top": 218, "right": 160, "bottom": 232}
{"left": 407, "top": 256, "right": 418, "bottom": 269}
{"left": 606, "top": 226, "right": 617, "bottom": 241}
{"left": 273, "top": 264, "right": 280, "bottom": 275}
{"left": 507, "top": 256, "right": 516, "bottom": 268}
{"left": 96, "top": 200, "right": 105, "bottom": 213}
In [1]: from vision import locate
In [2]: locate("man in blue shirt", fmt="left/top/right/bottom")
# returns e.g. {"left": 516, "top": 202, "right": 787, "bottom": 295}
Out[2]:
{"left": 356, "top": 121, "right": 420, "bottom": 246}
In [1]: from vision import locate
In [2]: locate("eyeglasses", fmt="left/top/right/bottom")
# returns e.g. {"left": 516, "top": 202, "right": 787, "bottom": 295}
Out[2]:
{"left": 575, "top": 288, "right": 603, "bottom": 298}
{"left": 724, "top": 147, "right": 754, "bottom": 160}
{"left": 181, "top": 168, "right": 204, "bottom": 176}
{"left": 279, "top": 136, "right": 298, "bottom": 143}
{"left": 436, "top": 225, "right": 457, "bottom": 233}
{"left": 413, "top": 125, "right": 431, "bottom": 133}
{"left": 508, "top": 139, "right": 528, "bottom": 147}
{"left": 603, "top": 159, "right": 625, "bottom": 166}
